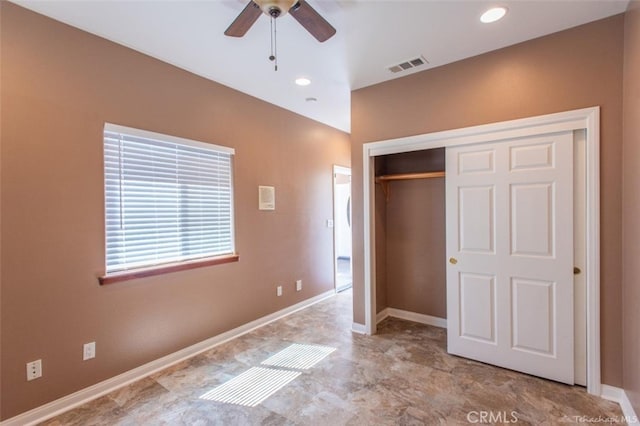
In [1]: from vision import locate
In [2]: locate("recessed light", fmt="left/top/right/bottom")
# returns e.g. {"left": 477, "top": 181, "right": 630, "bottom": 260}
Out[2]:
{"left": 480, "top": 6, "right": 507, "bottom": 23}
{"left": 295, "top": 77, "right": 311, "bottom": 86}
{"left": 305, "top": 97, "right": 318, "bottom": 102}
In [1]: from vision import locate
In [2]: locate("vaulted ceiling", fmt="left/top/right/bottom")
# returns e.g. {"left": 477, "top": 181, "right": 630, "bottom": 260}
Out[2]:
{"left": 14, "top": 0, "right": 629, "bottom": 132}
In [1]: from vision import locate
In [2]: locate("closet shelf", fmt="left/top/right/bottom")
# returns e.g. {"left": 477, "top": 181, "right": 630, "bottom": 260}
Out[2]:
{"left": 375, "top": 171, "right": 445, "bottom": 201}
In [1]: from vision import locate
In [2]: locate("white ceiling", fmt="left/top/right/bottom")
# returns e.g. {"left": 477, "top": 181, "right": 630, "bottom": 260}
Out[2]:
{"left": 14, "top": 0, "right": 629, "bottom": 133}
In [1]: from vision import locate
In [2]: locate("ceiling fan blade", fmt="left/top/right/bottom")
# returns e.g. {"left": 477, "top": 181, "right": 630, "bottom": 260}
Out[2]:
{"left": 224, "top": 1, "right": 262, "bottom": 37}
{"left": 289, "top": 0, "right": 336, "bottom": 43}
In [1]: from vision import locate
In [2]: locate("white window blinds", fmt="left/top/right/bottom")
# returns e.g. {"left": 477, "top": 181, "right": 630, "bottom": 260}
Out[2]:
{"left": 103, "top": 124, "right": 235, "bottom": 273}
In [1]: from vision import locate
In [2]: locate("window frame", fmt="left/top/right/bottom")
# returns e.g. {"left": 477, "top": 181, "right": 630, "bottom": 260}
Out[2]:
{"left": 99, "top": 123, "right": 238, "bottom": 285}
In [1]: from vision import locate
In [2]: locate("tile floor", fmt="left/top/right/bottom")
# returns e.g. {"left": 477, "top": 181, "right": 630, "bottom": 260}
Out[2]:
{"left": 42, "top": 290, "right": 624, "bottom": 425}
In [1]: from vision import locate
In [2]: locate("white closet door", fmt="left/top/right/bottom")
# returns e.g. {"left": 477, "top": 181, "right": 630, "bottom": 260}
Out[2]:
{"left": 445, "top": 131, "right": 574, "bottom": 384}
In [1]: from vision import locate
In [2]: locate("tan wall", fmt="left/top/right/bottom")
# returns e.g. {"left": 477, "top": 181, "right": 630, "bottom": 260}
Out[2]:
{"left": 385, "top": 178, "right": 446, "bottom": 317}
{"left": 622, "top": 0, "right": 640, "bottom": 415}
{"left": 351, "top": 15, "right": 624, "bottom": 386}
{"left": 0, "top": 3, "right": 350, "bottom": 419}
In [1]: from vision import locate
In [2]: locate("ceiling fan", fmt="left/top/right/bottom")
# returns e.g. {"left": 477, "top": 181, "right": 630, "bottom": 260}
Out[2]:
{"left": 225, "top": 0, "right": 336, "bottom": 43}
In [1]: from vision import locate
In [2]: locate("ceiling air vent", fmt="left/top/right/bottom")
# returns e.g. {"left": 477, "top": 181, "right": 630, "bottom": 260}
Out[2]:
{"left": 387, "top": 55, "right": 428, "bottom": 74}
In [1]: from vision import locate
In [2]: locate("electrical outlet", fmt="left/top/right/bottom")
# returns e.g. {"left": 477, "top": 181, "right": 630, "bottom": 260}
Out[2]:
{"left": 277, "top": 285, "right": 283, "bottom": 297}
{"left": 83, "top": 342, "right": 96, "bottom": 361}
{"left": 296, "top": 280, "right": 302, "bottom": 291}
{"left": 26, "top": 359, "right": 42, "bottom": 381}
{"left": 326, "top": 219, "right": 334, "bottom": 228}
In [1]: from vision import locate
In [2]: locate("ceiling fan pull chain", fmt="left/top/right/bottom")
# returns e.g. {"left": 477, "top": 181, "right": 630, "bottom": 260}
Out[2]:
{"left": 269, "top": 16, "right": 274, "bottom": 60}
{"left": 274, "top": 17, "right": 278, "bottom": 71}
{"left": 268, "top": 16, "right": 278, "bottom": 71}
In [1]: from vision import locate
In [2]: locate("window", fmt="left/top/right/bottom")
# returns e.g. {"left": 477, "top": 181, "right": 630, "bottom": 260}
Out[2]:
{"left": 102, "top": 123, "right": 236, "bottom": 279}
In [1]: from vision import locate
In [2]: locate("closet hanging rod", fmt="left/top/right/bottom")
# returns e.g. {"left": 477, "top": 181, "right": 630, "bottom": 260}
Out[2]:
{"left": 375, "top": 171, "right": 445, "bottom": 201}
{"left": 375, "top": 171, "right": 445, "bottom": 182}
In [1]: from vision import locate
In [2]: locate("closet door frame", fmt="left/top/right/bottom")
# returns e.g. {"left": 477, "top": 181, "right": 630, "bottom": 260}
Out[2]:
{"left": 361, "top": 106, "right": 600, "bottom": 395}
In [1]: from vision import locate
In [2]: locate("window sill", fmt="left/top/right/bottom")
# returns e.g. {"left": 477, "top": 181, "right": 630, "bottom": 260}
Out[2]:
{"left": 98, "top": 254, "right": 239, "bottom": 285}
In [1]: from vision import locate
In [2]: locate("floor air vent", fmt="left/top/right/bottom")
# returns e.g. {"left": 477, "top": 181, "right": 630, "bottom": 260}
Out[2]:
{"left": 388, "top": 55, "right": 428, "bottom": 73}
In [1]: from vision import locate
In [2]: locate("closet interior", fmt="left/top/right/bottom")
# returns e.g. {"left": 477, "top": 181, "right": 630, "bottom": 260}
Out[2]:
{"left": 374, "top": 148, "right": 447, "bottom": 320}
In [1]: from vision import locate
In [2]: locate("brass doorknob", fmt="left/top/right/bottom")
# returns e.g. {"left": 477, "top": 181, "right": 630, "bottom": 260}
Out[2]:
{"left": 574, "top": 267, "right": 581, "bottom": 275}
{"left": 449, "top": 257, "right": 458, "bottom": 265}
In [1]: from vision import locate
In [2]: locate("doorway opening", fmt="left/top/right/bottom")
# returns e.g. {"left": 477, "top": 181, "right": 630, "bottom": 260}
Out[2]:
{"left": 333, "top": 165, "right": 352, "bottom": 293}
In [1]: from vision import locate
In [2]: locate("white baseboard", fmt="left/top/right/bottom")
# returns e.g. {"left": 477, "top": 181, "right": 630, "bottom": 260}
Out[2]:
{"left": 376, "top": 307, "right": 447, "bottom": 329}
{"left": 600, "top": 385, "right": 639, "bottom": 423}
{"left": 0, "top": 290, "right": 335, "bottom": 426}
{"left": 376, "top": 309, "right": 389, "bottom": 324}
{"left": 351, "top": 322, "right": 367, "bottom": 334}
{"left": 621, "top": 391, "right": 640, "bottom": 424}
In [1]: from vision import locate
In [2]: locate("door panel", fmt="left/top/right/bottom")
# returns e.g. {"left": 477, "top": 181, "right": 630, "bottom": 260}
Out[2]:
{"left": 459, "top": 186, "right": 495, "bottom": 253}
{"left": 510, "top": 183, "right": 554, "bottom": 257}
{"left": 511, "top": 278, "right": 554, "bottom": 355}
{"left": 510, "top": 143, "right": 554, "bottom": 170}
{"left": 446, "top": 131, "right": 574, "bottom": 384}
{"left": 459, "top": 150, "right": 495, "bottom": 174}
{"left": 460, "top": 273, "right": 496, "bottom": 343}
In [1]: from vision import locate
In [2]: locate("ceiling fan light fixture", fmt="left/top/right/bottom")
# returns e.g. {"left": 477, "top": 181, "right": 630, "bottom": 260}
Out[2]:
{"left": 254, "top": 0, "right": 297, "bottom": 18}
{"left": 480, "top": 6, "right": 508, "bottom": 23}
